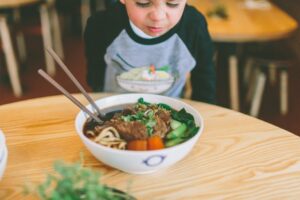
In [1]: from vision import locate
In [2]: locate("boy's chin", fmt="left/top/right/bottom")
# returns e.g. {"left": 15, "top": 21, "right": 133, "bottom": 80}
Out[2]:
{"left": 146, "top": 29, "right": 168, "bottom": 37}
{"left": 149, "top": 33, "right": 164, "bottom": 37}
{"left": 143, "top": 25, "right": 170, "bottom": 37}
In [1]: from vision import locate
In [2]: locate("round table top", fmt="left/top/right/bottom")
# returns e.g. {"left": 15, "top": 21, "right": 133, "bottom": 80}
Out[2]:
{"left": 0, "top": 93, "right": 300, "bottom": 199}
{"left": 188, "top": 0, "right": 298, "bottom": 42}
{"left": 0, "top": 0, "right": 39, "bottom": 8}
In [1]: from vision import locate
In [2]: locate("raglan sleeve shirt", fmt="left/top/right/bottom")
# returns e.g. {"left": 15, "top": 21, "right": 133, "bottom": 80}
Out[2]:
{"left": 84, "top": 4, "right": 216, "bottom": 104}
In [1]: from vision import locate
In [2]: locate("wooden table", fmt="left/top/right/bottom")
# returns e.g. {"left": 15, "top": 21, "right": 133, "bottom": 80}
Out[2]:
{"left": 1, "top": 93, "right": 300, "bottom": 199}
{"left": 0, "top": 0, "right": 39, "bottom": 8}
{"left": 188, "top": 0, "right": 298, "bottom": 111}
{"left": 189, "top": 0, "right": 298, "bottom": 42}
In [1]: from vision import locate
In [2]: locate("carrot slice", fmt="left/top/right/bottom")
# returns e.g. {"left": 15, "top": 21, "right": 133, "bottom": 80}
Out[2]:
{"left": 127, "top": 140, "right": 147, "bottom": 151}
{"left": 147, "top": 135, "right": 165, "bottom": 150}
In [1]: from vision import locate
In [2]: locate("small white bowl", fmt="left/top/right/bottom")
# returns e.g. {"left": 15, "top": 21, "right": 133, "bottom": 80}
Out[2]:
{"left": 75, "top": 94, "right": 204, "bottom": 174}
{"left": 116, "top": 77, "right": 174, "bottom": 94}
{"left": 0, "top": 130, "right": 8, "bottom": 180}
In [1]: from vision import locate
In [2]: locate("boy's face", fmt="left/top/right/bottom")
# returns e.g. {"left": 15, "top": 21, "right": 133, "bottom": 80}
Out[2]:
{"left": 120, "top": 0, "right": 187, "bottom": 37}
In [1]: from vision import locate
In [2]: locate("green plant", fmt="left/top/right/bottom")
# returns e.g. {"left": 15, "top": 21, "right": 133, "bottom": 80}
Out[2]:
{"left": 25, "top": 159, "right": 134, "bottom": 200}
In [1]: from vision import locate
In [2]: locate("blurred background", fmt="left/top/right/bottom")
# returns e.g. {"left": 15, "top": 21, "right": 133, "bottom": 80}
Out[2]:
{"left": 0, "top": 0, "right": 299, "bottom": 136}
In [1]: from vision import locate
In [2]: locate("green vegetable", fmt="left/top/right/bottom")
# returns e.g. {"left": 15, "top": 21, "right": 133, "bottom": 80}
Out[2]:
{"left": 170, "top": 119, "right": 182, "bottom": 130}
{"left": 121, "top": 109, "right": 156, "bottom": 135}
{"left": 171, "top": 108, "right": 196, "bottom": 127}
{"left": 165, "top": 137, "right": 186, "bottom": 147}
{"left": 157, "top": 103, "right": 173, "bottom": 111}
{"left": 121, "top": 115, "right": 132, "bottom": 122}
{"left": 183, "top": 126, "right": 200, "bottom": 139}
{"left": 145, "top": 118, "right": 156, "bottom": 136}
{"left": 24, "top": 160, "right": 134, "bottom": 200}
{"left": 166, "top": 123, "right": 187, "bottom": 139}
{"left": 130, "top": 98, "right": 200, "bottom": 141}
{"left": 137, "top": 98, "right": 150, "bottom": 106}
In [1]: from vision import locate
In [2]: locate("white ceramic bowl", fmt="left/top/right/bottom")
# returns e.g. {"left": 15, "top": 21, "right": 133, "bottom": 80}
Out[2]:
{"left": 75, "top": 94, "right": 204, "bottom": 174}
{"left": 116, "top": 76, "right": 174, "bottom": 94}
{"left": 0, "top": 130, "right": 8, "bottom": 180}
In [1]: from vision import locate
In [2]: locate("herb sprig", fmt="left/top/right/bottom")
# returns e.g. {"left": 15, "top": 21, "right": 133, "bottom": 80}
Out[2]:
{"left": 24, "top": 160, "right": 134, "bottom": 200}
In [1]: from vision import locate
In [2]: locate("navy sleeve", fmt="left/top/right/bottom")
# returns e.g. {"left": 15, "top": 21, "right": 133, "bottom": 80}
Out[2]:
{"left": 190, "top": 15, "right": 216, "bottom": 104}
{"left": 84, "top": 14, "right": 107, "bottom": 91}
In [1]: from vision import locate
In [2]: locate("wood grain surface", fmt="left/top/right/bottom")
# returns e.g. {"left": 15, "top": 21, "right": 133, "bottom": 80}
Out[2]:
{"left": 188, "top": 0, "right": 298, "bottom": 42}
{"left": 0, "top": 93, "right": 300, "bottom": 199}
{"left": 0, "top": 0, "right": 39, "bottom": 8}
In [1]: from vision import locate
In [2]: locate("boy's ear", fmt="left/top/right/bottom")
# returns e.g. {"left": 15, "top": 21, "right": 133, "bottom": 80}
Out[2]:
{"left": 120, "top": 0, "right": 125, "bottom": 4}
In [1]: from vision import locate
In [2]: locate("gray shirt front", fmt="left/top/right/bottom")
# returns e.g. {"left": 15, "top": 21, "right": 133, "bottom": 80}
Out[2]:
{"left": 104, "top": 30, "right": 196, "bottom": 97}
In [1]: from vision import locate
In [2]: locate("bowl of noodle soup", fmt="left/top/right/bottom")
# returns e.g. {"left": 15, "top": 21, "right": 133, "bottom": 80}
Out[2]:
{"left": 75, "top": 94, "right": 203, "bottom": 174}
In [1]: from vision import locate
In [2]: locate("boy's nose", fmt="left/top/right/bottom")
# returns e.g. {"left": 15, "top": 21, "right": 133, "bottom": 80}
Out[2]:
{"left": 149, "top": 8, "right": 166, "bottom": 22}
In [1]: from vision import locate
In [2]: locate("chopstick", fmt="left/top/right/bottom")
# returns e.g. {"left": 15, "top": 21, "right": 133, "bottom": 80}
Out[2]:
{"left": 38, "top": 69, "right": 102, "bottom": 123}
{"left": 46, "top": 47, "right": 102, "bottom": 116}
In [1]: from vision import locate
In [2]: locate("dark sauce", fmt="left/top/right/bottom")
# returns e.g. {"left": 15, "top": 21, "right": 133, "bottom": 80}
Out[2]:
{"left": 83, "top": 104, "right": 132, "bottom": 134}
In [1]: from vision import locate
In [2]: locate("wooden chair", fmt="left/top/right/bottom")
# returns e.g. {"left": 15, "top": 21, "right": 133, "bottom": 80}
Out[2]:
{"left": 0, "top": 0, "right": 63, "bottom": 96}
{"left": 15, "top": 0, "right": 64, "bottom": 75}
{"left": 81, "top": 0, "right": 104, "bottom": 33}
{"left": 0, "top": 15, "right": 22, "bottom": 97}
{"left": 80, "top": 0, "right": 117, "bottom": 33}
{"left": 244, "top": 43, "right": 295, "bottom": 117}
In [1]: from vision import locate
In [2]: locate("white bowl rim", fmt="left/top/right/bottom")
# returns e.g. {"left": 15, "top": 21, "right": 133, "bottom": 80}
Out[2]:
{"left": 0, "top": 130, "right": 6, "bottom": 152}
{"left": 0, "top": 145, "right": 7, "bottom": 164}
{"left": 0, "top": 145, "right": 8, "bottom": 180}
{"left": 75, "top": 93, "right": 204, "bottom": 155}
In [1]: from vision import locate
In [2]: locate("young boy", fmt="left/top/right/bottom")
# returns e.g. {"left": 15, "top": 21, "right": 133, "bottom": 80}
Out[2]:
{"left": 84, "top": 0, "right": 216, "bottom": 104}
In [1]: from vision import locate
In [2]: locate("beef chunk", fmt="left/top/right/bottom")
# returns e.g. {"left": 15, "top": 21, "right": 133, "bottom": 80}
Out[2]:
{"left": 157, "top": 110, "right": 171, "bottom": 124}
{"left": 110, "top": 120, "right": 148, "bottom": 141}
{"left": 122, "top": 107, "right": 136, "bottom": 116}
{"left": 152, "top": 116, "right": 170, "bottom": 138}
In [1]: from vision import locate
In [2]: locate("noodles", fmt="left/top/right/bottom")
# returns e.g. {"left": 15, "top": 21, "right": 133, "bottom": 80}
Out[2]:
{"left": 94, "top": 127, "right": 126, "bottom": 150}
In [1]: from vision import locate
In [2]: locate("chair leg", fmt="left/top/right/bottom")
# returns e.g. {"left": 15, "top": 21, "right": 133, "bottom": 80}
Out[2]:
{"left": 243, "top": 58, "right": 254, "bottom": 86}
{"left": 269, "top": 63, "right": 277, "bottom": 86}
{"left": 0, "top": 17, "right": 22, "bottom": 97}
{"left": 250, "top": 71, "right": 266, "bottom": 117}
{"left": 40, "top": 4, "right": 56, "bottom": 76}
{"left": 81, "top": 0, "right": 91, "bottom": 34}
{"left": 13, "top": 9, "right": 27, "bottom": 63}
{"left": 229, "top": 55, "right": 239, "bottom": 111}
{"left": 280, "top": 70, "right": 288, "bottom": 115}
{"left": 16, "top": 32, "right": 27, "bottom": 63}
{"left": 246, "top": 67, "right": 260, "bottom": 103}
{"left": 50, "top": 2, "right": 64, "bottom": 59}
